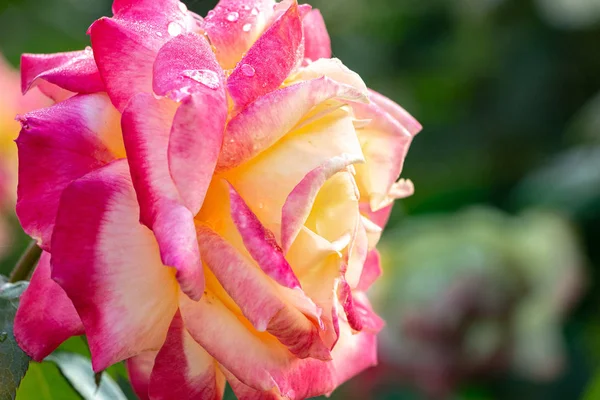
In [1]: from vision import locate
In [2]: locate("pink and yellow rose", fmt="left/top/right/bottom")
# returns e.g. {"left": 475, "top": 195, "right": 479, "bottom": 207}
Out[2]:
{"left": 13, "top": 0, "right": 421, "bottom": 398}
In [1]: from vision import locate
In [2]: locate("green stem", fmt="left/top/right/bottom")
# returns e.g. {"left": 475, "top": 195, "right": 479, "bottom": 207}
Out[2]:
{"left": 9, "top": 241, "right": 42, "bottom": 283}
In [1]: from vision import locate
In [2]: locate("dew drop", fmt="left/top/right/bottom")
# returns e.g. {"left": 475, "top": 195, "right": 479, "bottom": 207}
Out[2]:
{"left": 171, "top": 86, "right": 192, "bottom": 102}
{"left": 0, "top": 332, "right": 7, "bottom": 343}
{"left": 242, "top": 23, "right": 252, "bottom": 32}
{"left": 168, "top": 21, "right": 183, "bottom": 36}
{"left": 182, "top": 69, "right": 220, "bottom": 90}
{"left": 258, "top": 202, "right": 264, "bottom": 209}
{"left": 251, "top": 7, "right": 259, "bottom": 16}
{"left": 207, "top": 10, "right": 216, "bottom": 18}
{"left": 156, "top": 31, "right": 163, "bottom": 37}
{"left": 226, "top": 11, "right": 239, "bottom": 22}
{"left": 84, "top": 46, "right": 92, "bottom": 53}
{"left": 178, "top": 1, "right": 188, "bottom": 13}
{"left": 240, "top": 64, "right": 255, "bottom": 77}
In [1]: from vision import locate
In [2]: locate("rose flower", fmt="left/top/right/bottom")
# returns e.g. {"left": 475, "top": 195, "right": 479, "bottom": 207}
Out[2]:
{"left": 13, "top": 0, "right": 421, "bottom": 399}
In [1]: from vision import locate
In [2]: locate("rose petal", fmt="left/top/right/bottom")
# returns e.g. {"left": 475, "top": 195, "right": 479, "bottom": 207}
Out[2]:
{"left": 227, "top": 184, "right": 301, "bottom": 289}
{"left": 302, "top": 9, "right": 331, "bottom": 62}
{"left": 121, "top": 93, "right": 203, "bottom": 301}
{"left": 227, "top": 1, "right": 303, "bottom": 111}
{"left": 127, "top": 352, "right": 157, "bottom": 400}
{"left": 217, "top": 77, "right": 366, "bottom": 172}
{"left": 203, "top": 0, "right": 277, "bottom": 69}
{"left": 149, "top": 311, "right": 226, "bottom": 400}
{"left": 15, "top": 93, "right": 123, "bottom": 250}
{"left": 180, "top": 292, "right": 334, "bottom": 397}
{"left": 293, "top": 58, "right": 367, "bottom": 95}
{"left": 153, "top": 33, "right": 228, "bottom": 215}
{"left": 21, "top": 50, "right": 104, "bottom": 99}
{"left": 351, "top": 100, "right": 416, "bottom": 211}
{"left": 368, "top": 89, "right": 422, "bottom": 136}
{"left": 14, "top": 252, "right": 84, "bottom": 361}
{"left": 360, "top": 202, "right": 393, "bottom": 229}
{"left": 281, "top": 154, "right": 362, "bottom": 253}
{"left": 51, "top": 160, "right": 179, "bottom": 371}
{"left": 352, "top": 292, "right": 384, "bottom": 333}
{"left": 217, "top": 319, "right": 378, "bottom": 399}
{"left": 357, "top": 250, "right": 382, "bottom": 292}
{"left": 338, "top": 279, "right": 363, "bottom": 332}
{"left": 197, "top": 225, "right": 330, "bottom": 360}
{"left": 89, "top": 0, "right": 194, "bottom": 111}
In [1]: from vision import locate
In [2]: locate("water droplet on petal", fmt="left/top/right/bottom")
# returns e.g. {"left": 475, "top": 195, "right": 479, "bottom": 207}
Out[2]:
{"left": 240, "top": 64, "right": 255, "bottom": 77}
{"left": 171, "top": 86, "right": 192, "bottom": 102}
{"left": 258, "top": 202, "right": 264, "bottom": 209}
{"left": 0, "top": 332, "right": 7, "bottom": 342}
{"left": 182, "top": 69, "right": 220, "bottom": 90}
{"left": 226, "top": 11, "right": 239, "bottom": 22}
{"left": 207, "top": 10, "right": 216, "bottom": 18}
{"left": 168, "top": 21, "right": 183, "bottom": 36}
{"left": 251, "top": 8, "right": 259, "bottom": 16}
{"left": 242, "top": 23, "right": 252, "bottom": 32}
{"left": 178, "top": 2, "right": 188, "bottom": 13}
{"left": 156, "top": 31, "right": 163, "bottom": 37}
{"left": 84, "top": 46, "right": 92, "bottom": 53}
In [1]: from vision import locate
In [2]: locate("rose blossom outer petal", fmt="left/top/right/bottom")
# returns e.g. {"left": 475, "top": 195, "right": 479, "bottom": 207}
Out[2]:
{"left": 292, "top": 58, "right": 368, "bottom": 95}
{"left": 51, "top": 160, "right": 179, "bottom": 371}
{"left": 360, "top": 202, "right": 393, "bottom": 229}
{"left": 149, "top": 311, "right": 225, "bottom": 400}
{"left": 368, "top": 89, "right": 422, "bottom": 136}
{"left": 15, "top": 93, "right": 123, "bottom": 250}
{"left": 153, "top": 33, "right": 228, "bottom": 215}
{"left": 89, "top": 0, "right": 193, "bottom": 111}
{"left": 338, "top": 279, "right": 363, "bottom": 332}
{"left": 21, "top": 50, "right": 104, "bottom": 98}
{"left": 217, "top": 77, "right": 366, "bottom": 172}
{"left": 357, "top": 250, "right": 383, "bottom": 292}
{"left": 227, "top": 1, "right": 303, "bottom": 111}
{"left": 218, "top": 320, "right": 378, "bottom": 400}
{"left": 180, "top": 292, "right": 337, "bottom": 397}
{"left": 352, "top": 292, "right": 384, "bottom": 333}
{"left": 281, "top": 154, "right": 362, "bottom": 253}
{"left": 127, "top": 352, "right": 158, "bottom": 400}
{"left": 14, "top": 252, "right": 84, "bottom": 361}
{"left": 203, "top": 0, "right": 276, "bottom": 69}
{"left": 351, "top": 100, "right": 416, "bottom": 212}
{"left": 302, "top": 9, "right": 331, "bottom": 62}
{"left": 227, "top": 184, "right": 301, "bottom": 289}
{"left": 197, "top": 225, "right": 330, "bottom": 361}
{"left": 121, "top": 93, "right": 203, "bottom": 301}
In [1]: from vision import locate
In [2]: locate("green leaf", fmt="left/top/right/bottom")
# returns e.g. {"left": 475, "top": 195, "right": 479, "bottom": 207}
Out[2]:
{"left": 105, "top": 362, "right": 137, "bottom": 400}
{"left": 45, "top": 352, "right": 127, "bottom": 400}
{"left": 0, "top": 282, "right": 30, "bottom": 400}
{"left": 582, "top": 369, "right": 600, "bottom": 400}
{"left": 56, "top": 336, "right": 90, "bottom": 358}
{"left": 16, "top": 362, "right": 81, "bottom": 400}
{"left": 223, "top": 383, "right": 238, "bottom": 400}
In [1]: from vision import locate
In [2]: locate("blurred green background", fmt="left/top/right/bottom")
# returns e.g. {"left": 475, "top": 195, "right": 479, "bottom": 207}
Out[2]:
{"left": 1, "top": 0, "right": 600, "bottom": 399}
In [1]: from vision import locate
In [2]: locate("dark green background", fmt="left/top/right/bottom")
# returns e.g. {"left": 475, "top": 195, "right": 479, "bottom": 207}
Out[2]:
{"left": 1, "top": 0, "right": 600, "bottom": 399}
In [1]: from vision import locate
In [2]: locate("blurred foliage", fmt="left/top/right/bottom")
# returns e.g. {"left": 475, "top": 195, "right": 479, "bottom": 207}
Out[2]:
{"left": 0, "top": 0, "right": 599, "bottom": 399}
{"left": 357, "top": 209, "right": 584, "bottom": 399}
